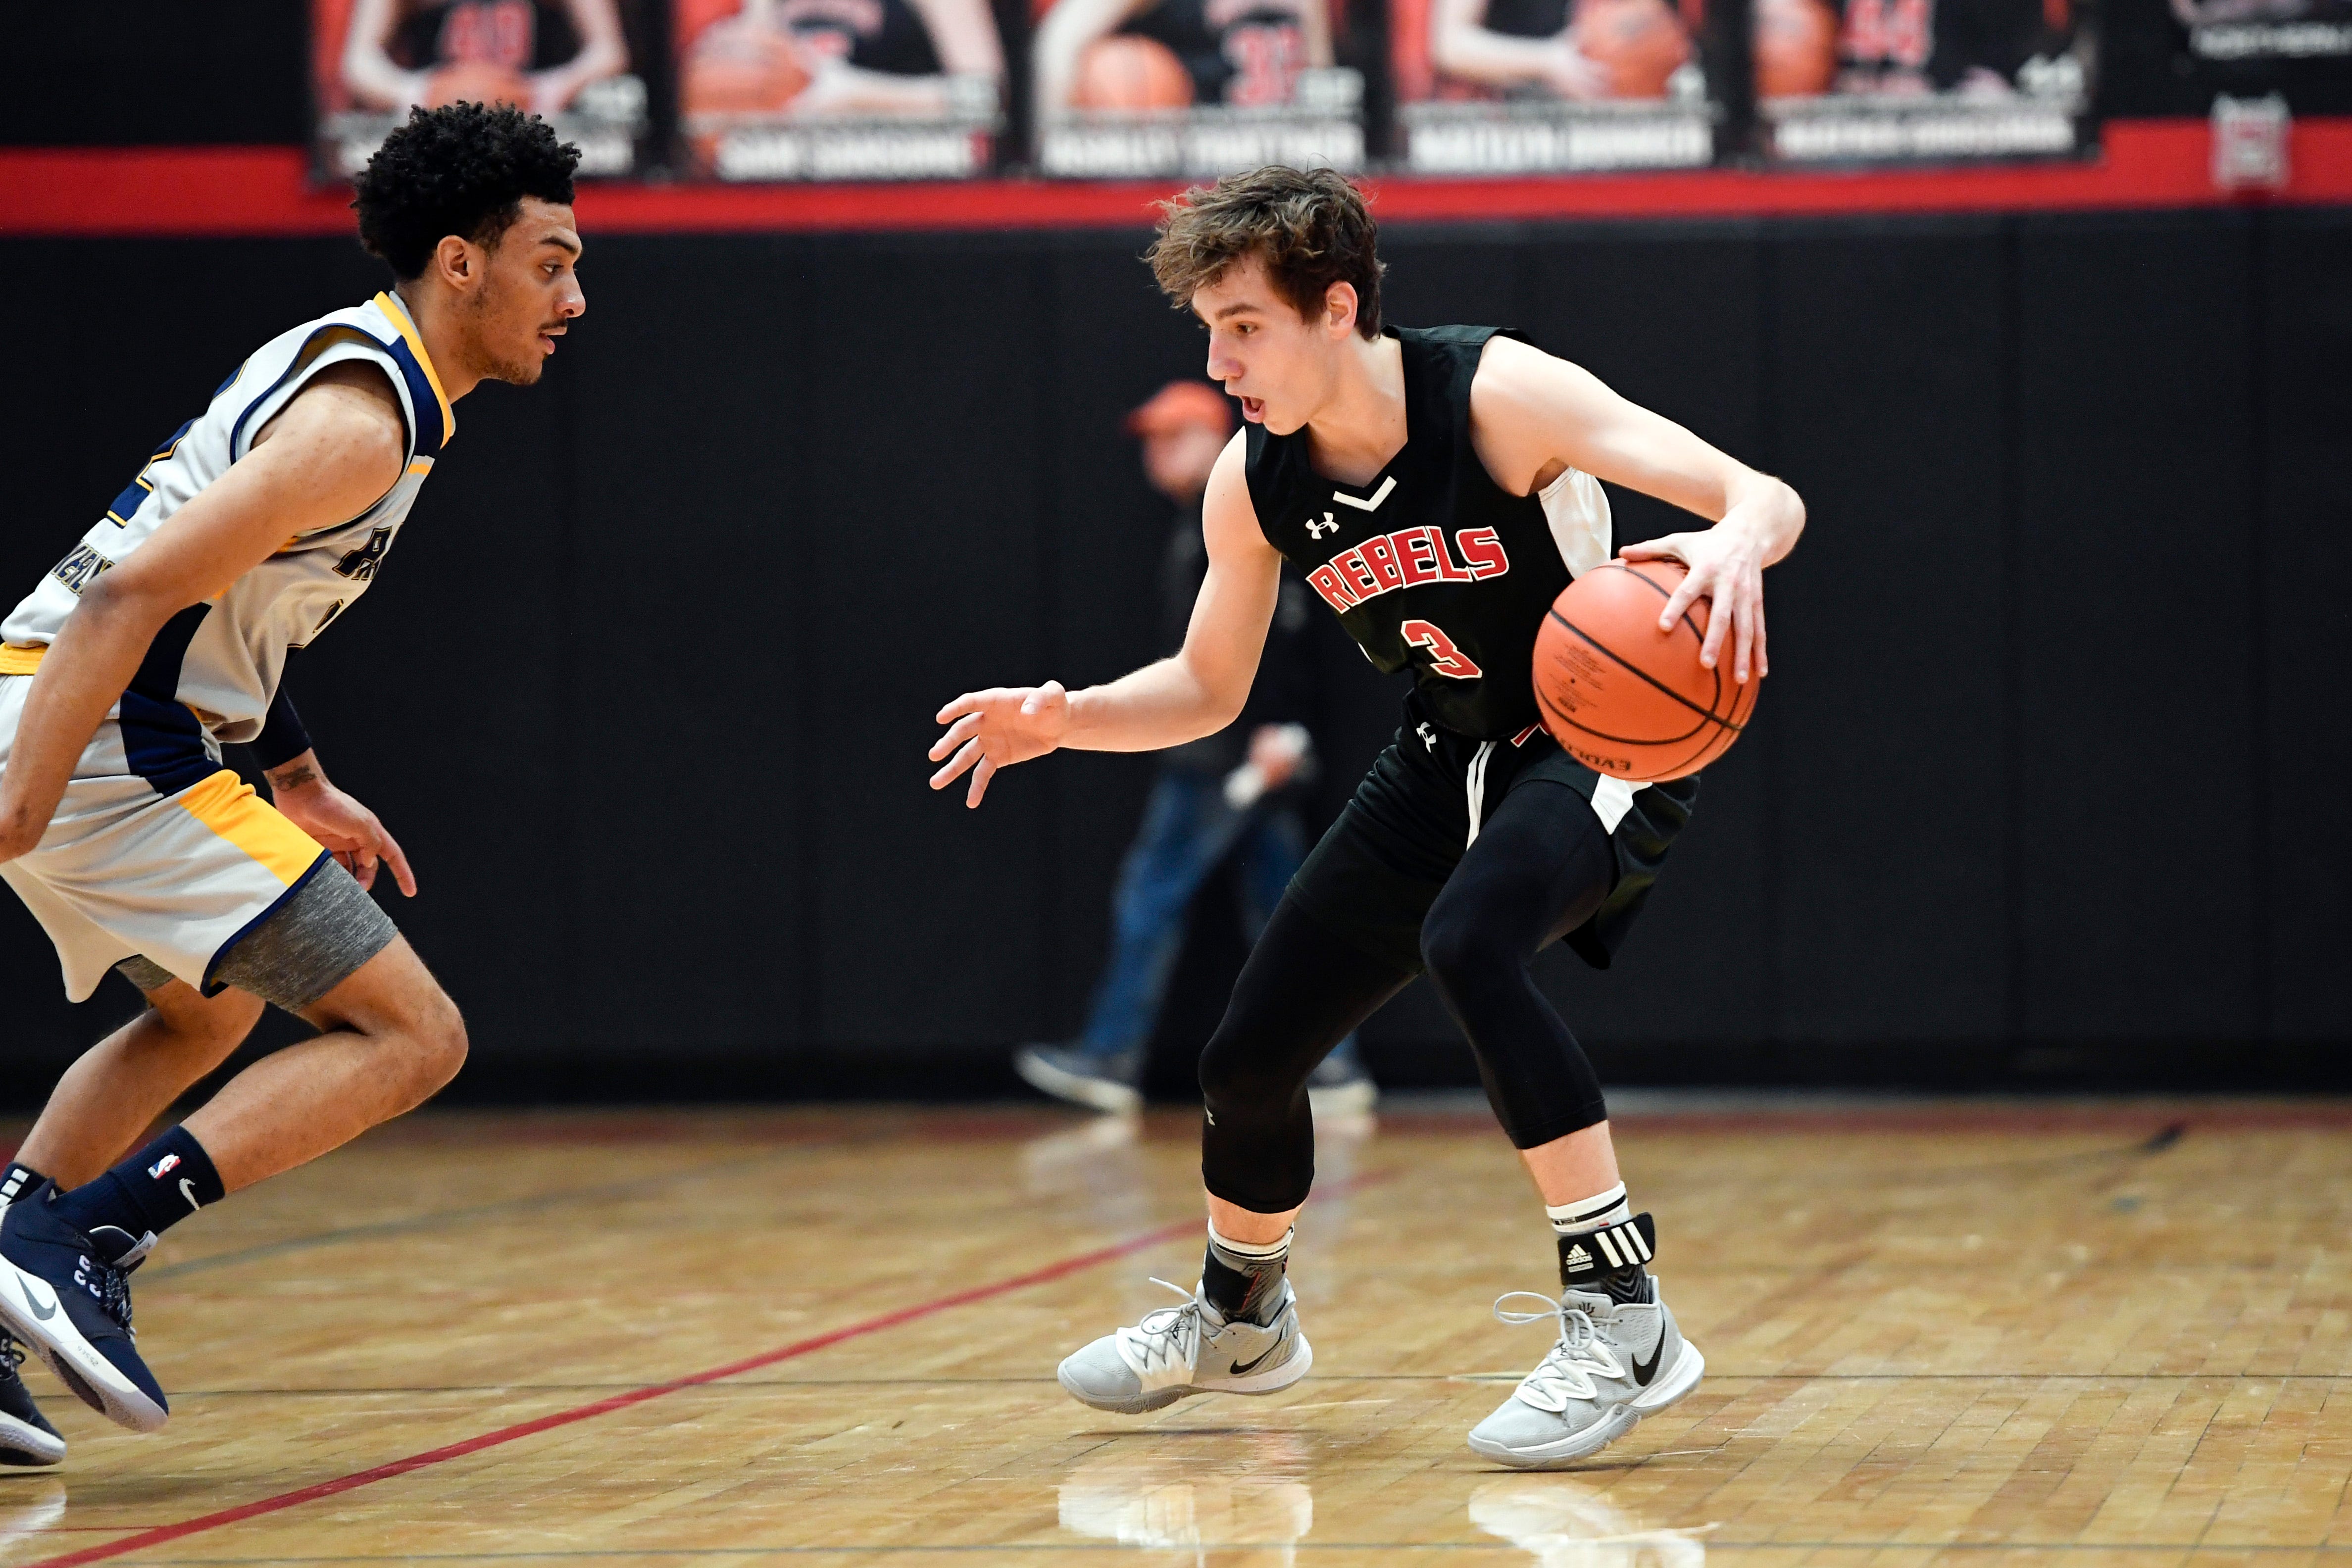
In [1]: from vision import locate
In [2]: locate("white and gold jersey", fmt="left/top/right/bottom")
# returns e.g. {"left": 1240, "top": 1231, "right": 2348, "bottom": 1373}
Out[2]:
{"left": 0, "top": 290, "right": 451, "bottom": 790}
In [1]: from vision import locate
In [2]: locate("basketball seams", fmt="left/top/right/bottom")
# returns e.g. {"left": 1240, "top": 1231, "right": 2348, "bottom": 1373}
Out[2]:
{"left": 1606, "top": 560, "right": 1735, "bottom": 721}
{"left": 1532, "top": 558, "right": 1759, "bottom": 783}
{"left": 1543, "top": 609, "right": 1746, "bottom": 736}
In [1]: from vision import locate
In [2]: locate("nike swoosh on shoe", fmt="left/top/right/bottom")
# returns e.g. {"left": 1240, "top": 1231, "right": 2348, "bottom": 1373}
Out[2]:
{"left": 1230, "top": 1332, "right": 1289, "bottom": 1376}
{"left": 1631, "top": 1336, "right": 1663, "bottom": 1386}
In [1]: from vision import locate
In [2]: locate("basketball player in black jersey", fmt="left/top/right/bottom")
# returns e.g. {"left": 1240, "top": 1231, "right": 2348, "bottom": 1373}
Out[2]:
{"left": 928, "top": 165, "right": 1803, "bottom": 1467}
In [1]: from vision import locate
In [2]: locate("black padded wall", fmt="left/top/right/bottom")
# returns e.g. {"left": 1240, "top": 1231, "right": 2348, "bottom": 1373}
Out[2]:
{"left": 0, "top": 208, "right": 2345, "bottom": 1099}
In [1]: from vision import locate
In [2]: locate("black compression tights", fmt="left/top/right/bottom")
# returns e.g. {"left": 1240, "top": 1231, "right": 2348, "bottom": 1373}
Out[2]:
{"left": 1198, "top": 781, "right": 1618, "bottom": 1214}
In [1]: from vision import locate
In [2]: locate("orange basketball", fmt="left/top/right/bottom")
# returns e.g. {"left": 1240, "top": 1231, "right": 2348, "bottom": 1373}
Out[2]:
{"left": 1072, "top": 35, "right": 1195, "bottom": 111}
{"left": 1754, "top": 0, "right": 1839, "bottom": 98}
{"left": 682, "top": 24, "right": 811, "bottom": 114}
{"left": 1572, "top": 0, "right": 1690, "bottom": 99}
{"left": 1533, "top": 559, "right": 1758, "bottom": 783}
{"left": 422, "top": 61, "right": 530, "bottom": 109}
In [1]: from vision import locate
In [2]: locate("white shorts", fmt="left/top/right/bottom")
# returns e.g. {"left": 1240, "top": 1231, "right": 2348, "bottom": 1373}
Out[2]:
{"left": 0, "top": 672, "right": 331, "bottom": 1002}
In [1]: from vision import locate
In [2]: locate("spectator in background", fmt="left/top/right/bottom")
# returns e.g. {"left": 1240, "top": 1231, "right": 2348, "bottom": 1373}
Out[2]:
{"left": 1016, "top": 383, "right": 1376, "bottom": 1119}
{"left": 343, "top": 0, "right": 631, "bottom": 115}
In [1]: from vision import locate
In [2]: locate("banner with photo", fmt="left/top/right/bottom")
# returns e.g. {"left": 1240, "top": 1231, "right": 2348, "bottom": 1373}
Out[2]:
{"left": 1754, "top": 0, "right": 2097, "bottom": 161}
{"left": 1388, "top": 0, "right": 1727, "bottom": 174}
{"left": 2173, "top": 0, "right": 2352, "bottom": 72}
{"left": 677, "top": 0, "right": 1006, "bottom": 179}
{"left": 312, "top": 0, "right": 653, "bottom": 178}
{"left": 1031, "top": 0, "right": 1366, "bottom": 177}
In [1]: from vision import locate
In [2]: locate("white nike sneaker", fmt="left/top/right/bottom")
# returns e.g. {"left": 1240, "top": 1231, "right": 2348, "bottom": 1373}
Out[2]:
{"left": 1057, "top": 1278, "right": 1313, "bottom": 1414}
{"left": 1466, "top": 1282, "right": 1704, "bottom": 1468}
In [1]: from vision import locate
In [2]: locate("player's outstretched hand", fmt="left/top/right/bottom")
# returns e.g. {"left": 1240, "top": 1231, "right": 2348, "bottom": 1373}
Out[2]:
{"left": 929, "top": 683, "right": 1071, "bottom": 808}
{"left": 1620, "top": 519, "right": 1772, "bottom": 686}
{"left": 268, "top": 765, "right": 417, "bottom": 897}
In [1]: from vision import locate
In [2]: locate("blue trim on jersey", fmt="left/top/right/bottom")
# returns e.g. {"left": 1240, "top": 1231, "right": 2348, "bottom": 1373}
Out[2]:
{"left": 118, "top": 604, "right": 214, "bottom": 796}
{"left": 200, "top": 849, "right": 334, "bottom": 999}
{"left": 228, "top": 325, "right": 355, "bottom": 459}
{"left": 380, "top": 333, "right": 446, "bottom": 454}
{"left": 105, "top": 418, "right": 197, "bottom": 527}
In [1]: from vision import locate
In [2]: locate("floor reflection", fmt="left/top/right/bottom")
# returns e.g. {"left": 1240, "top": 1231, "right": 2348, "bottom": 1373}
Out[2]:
{"left": 1021, "top": 1113, "right": 1156, "bottom": 1231}
{"left": 1470, "top": 1477, "right": 1711, "bottom": 1568}
{"left": 0, "top": 1482, "right": 66, "bottom": 1558}
{"left": 1057, "top": 1433, "right": 1314, "bottom": 1566}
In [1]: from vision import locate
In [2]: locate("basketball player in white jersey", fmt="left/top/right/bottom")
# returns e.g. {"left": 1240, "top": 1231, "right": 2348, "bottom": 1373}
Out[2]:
{"left": 0, "top": 102, "right": 585, "bottom": 1463}
{"left": 931, "top": 167, "right": 1802, "bottom": 1468}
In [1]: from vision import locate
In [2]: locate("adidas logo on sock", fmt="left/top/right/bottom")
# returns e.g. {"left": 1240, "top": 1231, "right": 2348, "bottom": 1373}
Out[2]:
{"left": 1563, "top": 1243, "right": 1591, "bottom": 1267}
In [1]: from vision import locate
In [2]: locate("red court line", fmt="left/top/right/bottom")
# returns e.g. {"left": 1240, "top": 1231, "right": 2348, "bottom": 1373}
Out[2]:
{"left": 25, "top": 1176, "right": 1384, "bottom": 1568}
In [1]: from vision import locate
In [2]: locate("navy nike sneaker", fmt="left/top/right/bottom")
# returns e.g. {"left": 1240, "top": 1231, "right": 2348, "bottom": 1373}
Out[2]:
{"left": 0, "top": 1191, "right": 167, "bottom": 1432}
{"left": 0, "top": 1335, "right": 64, "bottom": 1467}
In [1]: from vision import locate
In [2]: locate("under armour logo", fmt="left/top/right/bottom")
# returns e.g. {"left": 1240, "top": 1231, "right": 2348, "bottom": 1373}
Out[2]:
{"left": 1306, "top": 513, "right": 1340, "bottom": 539}
{"left": 1417, "top": 723, "right": 1437, "bottom": 751}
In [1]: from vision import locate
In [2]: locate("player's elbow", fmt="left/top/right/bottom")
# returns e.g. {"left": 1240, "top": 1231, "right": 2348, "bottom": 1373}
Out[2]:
{"left": 73, "top": 570, "right": 185, "bottom": 640}
{"left": 1201, "top": 681, "right": 1251, "bottom": 738}
{"left": 1773, "top": 476, "right": 1807, "bottom": 554}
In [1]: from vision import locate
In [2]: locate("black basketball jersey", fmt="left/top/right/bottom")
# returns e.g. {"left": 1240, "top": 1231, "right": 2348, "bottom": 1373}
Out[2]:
{"left": 1244, "top": 324, "right": 1611, "bottom": 741}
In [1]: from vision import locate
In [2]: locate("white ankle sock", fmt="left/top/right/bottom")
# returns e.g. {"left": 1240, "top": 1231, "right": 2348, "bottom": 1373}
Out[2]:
{"left": 1546, "top": 1182, "right": 1630, "bottom": 1235}
{"left": 1207, "top": 1224, "right": 1293, "bottom": 1261}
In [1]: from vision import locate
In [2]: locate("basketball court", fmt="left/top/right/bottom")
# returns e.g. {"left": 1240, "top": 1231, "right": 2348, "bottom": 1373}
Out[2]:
{"left": 1, "top": 1096, "right": 2341, "bottom": 1566}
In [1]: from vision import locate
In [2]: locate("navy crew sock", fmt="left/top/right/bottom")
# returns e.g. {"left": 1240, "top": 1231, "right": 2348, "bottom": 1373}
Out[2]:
{"left": 49, "top": 1127, "right": 224, "bottom": 1245}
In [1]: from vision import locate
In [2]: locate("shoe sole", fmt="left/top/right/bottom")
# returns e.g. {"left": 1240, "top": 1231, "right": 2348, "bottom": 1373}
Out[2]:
{"left": 0, "top": 1260, "right": 166, "bottom": 1433}
{"left": 1466, "top": 1341, "right": 1705, "bottom": 1469}
{"left": 1306, "top": 1080, "right": 1378, "bottom": 1118}
{"left": 0, "top": 1411, "right": 64, "bottom": 1468}
{"left": 1015, "top": 1053, "right": 1143, "bottom": 1116}
{"left": 1058, "top": 1332, "right": 1314, "bottom": 1415}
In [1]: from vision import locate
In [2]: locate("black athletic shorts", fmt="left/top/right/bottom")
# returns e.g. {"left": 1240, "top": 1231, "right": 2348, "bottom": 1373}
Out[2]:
{"left": 1286, "top": 693, "right": 1700, "bottom": 975}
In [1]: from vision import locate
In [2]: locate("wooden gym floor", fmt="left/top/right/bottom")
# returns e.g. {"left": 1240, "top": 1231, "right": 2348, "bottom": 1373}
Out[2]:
{"left": 0, "top": 1095, "right": 2345, "bottom": 1567}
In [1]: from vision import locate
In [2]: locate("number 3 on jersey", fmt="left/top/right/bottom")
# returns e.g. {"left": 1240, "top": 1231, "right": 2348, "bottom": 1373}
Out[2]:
{"left": 1401, "top": 619, "right": 1484, "bottom": 679}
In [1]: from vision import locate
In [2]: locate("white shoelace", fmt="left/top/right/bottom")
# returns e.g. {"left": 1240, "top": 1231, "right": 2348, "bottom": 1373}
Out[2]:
{"left": 1492, "top": 1291, "right": 1624, "bottom": 1410}
{"left": 1114, "top": 1278, "right": 1207, "bottom": 1376}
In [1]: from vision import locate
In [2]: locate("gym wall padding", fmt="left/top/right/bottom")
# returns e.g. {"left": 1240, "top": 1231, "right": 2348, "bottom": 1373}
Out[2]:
{"left": 0, "top": 209, "right": 2346, "bottom": 1098}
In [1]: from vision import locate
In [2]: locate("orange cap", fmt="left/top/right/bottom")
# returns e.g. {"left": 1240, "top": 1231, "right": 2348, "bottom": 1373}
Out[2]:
{"left": 1126, "top": 380, "right": 1234, "bottom": 438}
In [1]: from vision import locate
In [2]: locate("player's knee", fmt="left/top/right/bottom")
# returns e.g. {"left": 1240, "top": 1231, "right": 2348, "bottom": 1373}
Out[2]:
{"left": 1197, "top": 1022, "right": 1298, "bottom": 1112}
{"left": 1419, "top": 898, "right": 1495, "bottom": 1000}
{"left": 389, "top": 985, "right": 469, "bottom": 1104}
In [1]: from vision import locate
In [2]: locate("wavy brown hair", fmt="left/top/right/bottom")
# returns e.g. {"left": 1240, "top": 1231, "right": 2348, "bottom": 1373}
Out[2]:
{"left": 1147, "top": 166, "right": 1385, "bottom": 341}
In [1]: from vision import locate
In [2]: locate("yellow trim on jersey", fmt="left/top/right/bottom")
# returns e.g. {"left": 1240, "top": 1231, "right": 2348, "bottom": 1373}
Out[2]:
{"left": 0, "top": 643, "right": 46, "bottom": 676}
{"left": 176, "top": 771, "right": 324, "bottom": 888}
{"left": 373, "top": 291, "right": 455, "bottom": 447}
{"left": 407, "top": 457, "right": 434, "bottom": 476}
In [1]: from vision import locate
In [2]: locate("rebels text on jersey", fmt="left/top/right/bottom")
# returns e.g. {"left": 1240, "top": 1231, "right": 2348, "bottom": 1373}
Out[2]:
{"left": 1242, "top": 325, "right": 1613, "bottom": 740}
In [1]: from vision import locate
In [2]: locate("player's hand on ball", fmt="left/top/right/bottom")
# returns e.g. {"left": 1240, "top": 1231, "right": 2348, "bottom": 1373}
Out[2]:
{"left": 929, "top": 683, "right": 1071, "bottom": 808}
{"left": 1620, "top": 516, "right": 1772, "bottom": 685}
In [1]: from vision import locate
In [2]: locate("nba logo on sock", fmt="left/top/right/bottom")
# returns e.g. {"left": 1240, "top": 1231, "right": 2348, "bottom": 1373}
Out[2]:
{"left": 148, "top": 1153, "right": 181, "bottom": 1179}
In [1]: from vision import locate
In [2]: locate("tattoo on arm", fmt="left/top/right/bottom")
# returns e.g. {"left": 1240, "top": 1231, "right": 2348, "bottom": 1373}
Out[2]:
{"left": 267, "top": 763, "right": 319, "bottom": 793}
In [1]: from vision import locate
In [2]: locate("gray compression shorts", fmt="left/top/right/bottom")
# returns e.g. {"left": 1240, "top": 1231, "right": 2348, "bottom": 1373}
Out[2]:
{"left": 114, "top": 857, "right": 398, "bottom": 1012}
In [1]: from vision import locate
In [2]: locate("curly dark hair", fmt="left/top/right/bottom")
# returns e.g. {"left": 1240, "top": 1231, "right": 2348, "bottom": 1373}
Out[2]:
{"left": 351, "top": 103, "right": 581, "bottom": 281}
{"left": 1147, "top": 166, "right": 1385, "bottom": 340}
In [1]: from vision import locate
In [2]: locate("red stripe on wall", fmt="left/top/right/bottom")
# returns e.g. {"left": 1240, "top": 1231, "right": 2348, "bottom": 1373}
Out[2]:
{"left": 1, "top": 118, "right": 2346, "bottom": 238}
